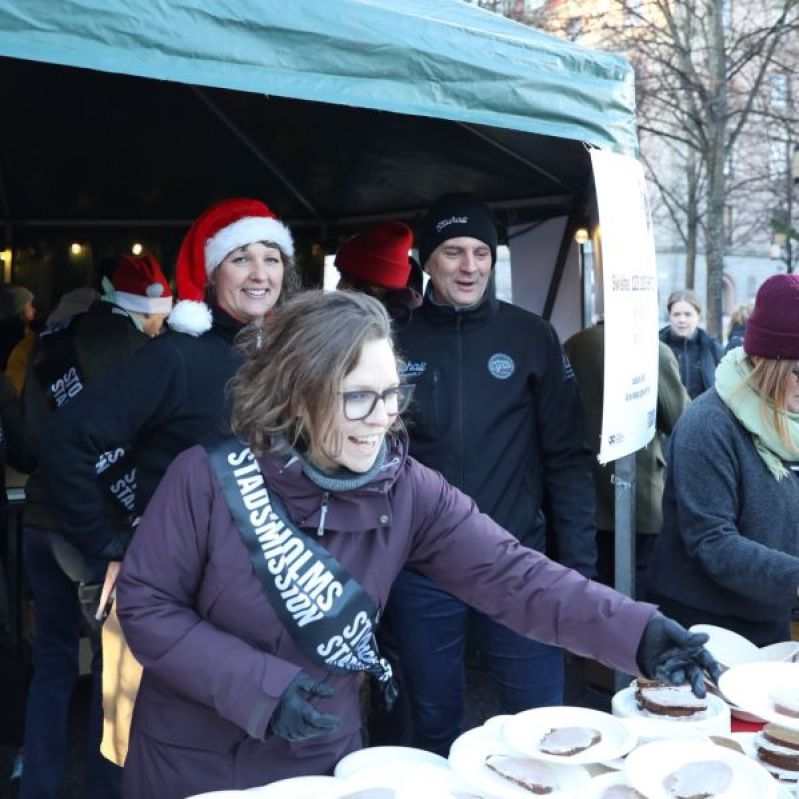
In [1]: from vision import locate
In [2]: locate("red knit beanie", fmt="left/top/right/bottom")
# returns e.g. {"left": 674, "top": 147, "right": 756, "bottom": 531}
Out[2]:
{"left": 168, "top": 198, "right": 293, "bottom": 336}
{"left": 744, "top": 274, "right": 799, "bottom": 359}
{"left": 335, "top": 222, "right": 413, "bottom": 291}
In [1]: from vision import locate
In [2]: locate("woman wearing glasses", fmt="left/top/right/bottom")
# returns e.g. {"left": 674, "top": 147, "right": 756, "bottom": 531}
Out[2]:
{"left": 649, "top": 274, "right": 799, "bottom": 646}
{"left": 115, "top": 290, "right": 719, "bottom": 799}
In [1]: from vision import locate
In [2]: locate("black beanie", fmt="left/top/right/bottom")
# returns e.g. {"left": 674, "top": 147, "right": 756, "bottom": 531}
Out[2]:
{"left": 417, "top": 193, "right": 498, "bottom": 269}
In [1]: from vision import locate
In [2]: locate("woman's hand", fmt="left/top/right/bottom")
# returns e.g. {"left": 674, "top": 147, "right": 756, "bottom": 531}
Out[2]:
{"left": 635, "top": 613, "right": 723, "bottom": 697}
{"left": 270, "top": 672, "right": 341, "bottom": 742}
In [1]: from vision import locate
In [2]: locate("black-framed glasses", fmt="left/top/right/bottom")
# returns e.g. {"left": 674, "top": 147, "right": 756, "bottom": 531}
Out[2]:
{"left": 339, "top": 384, "right": 415, "bottom": 421}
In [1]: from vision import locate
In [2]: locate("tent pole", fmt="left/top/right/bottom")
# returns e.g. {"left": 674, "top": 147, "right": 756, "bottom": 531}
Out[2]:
{"left": 190, "top": 87, "right": 320, "bottom": 219}
{"left": 0, "top": 159, "right": 11, "bottom": 249}
{"left": 457, "top": 123, "right": 573, "bottom": 190}
{"left": 613, "top": 452, "right": 636, "bottom": 691}
{"left": 542, "top": 214, "right": 578, "bottom": 320}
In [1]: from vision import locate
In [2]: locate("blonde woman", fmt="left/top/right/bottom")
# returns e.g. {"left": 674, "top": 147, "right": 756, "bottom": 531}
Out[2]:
{"left": 724, "top": 301, "right": 753, "bottom": 354}
{"left": 649, "top": 275, "right": 799, "bottom": 645}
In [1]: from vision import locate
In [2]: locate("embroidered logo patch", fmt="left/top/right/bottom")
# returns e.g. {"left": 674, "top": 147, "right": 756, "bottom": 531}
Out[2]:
{"left": 487, "top": 353, "right": 514, "bottom": 380}
{"left": 435, "top": 215, "right": 468, "bottom": 233}
{"left": 400, "top": 361, "right": 427, "bottom": 378}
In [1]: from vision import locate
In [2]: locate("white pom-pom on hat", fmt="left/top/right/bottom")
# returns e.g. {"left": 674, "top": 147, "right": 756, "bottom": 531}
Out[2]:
{"left": 166, "top": 300, "right": 214, "bottom": 336}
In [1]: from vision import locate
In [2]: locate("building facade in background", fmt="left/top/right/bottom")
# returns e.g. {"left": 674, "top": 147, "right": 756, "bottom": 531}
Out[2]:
{"left": 474, "top": 0, "right": 798, "bottom": 337}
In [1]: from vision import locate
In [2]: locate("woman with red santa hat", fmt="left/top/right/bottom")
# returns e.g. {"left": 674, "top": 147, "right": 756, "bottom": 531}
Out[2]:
{"left": 40, "top": 197, "right": 298, "bottom": 564}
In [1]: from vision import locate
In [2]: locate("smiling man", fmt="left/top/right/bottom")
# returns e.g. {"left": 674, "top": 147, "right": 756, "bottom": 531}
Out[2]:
{"left": 385, "top": 192, "right": 597, "bottom": 756}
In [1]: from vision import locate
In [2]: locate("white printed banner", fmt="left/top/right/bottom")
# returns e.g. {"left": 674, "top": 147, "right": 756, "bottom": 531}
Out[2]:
{"left": 591, "top": 149, "right": 659, "bottom": 464}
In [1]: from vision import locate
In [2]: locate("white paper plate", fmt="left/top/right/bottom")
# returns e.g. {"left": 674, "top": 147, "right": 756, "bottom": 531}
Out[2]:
{"left": 448, "top": 724, "right": 590, "bottom": 799}
{"left": 245, "top": 777, "right": 340, "bottom": 798}
{"left": 624, "top": 739, "right": 778, "bottom": 799}
{"left": 690, "top": 624, "right": 764, "bottom": 669}
{"left": 334, "top": 746, "right": 449, "bottom": 779}
{"left": 501, "top": 706, "right": 637, "bottom": 765}
{"left": 329, "top": 767, "right": 457, "bottom": 798}
{"left": 612, "top": 685, "right": 730, "bottom": 740}
{"left": 186, "top": 793, "right": 247, "bottom": 799}
{"left": 761, "top": 641, "right": 799, "bottom": 664}
{"left": 719, "top": 662, "right": 799, "bottom": 731}
{"left": 706, "top": 681, "right": 766, "bottom": 723}
{"left": 582, "top": 770, "right": 641, "bottom": 798}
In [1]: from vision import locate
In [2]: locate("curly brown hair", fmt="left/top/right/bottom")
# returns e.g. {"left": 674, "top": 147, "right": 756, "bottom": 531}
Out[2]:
{"left": 230, "top": 290, "right": 401, "bottom": 464}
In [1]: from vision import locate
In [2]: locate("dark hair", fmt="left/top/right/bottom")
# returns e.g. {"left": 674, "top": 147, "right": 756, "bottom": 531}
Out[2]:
{"left": 230, "top": 290, "right": 399, "bottom": 463}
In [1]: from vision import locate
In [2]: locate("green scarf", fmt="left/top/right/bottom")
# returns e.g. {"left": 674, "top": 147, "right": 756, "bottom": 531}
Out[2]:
{"left": 715, "top": 348, "right": 799, "bottom": 481}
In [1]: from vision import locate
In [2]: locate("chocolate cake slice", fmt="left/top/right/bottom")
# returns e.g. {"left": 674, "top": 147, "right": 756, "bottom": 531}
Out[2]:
{"left": 756, "top": 723, "right": 799, "bottom": 779}
{"left": 538, "top": 725, "right": 602, "bottom": 756}
{"left": 634, "top": 679, "right": 708, "bottom": 717}
{"left": 662, "top": 760, "right": 733, "bottom": 798}
{"left": 484, "top": 754, "right": 558, "bottom": 795}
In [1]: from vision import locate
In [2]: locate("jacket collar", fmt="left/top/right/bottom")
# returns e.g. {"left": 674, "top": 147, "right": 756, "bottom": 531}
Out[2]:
{"left": 210, "top": 305, "right": 247, "bottom": 344}
{"left": 420, "top": 282, "right": 499, "bottom": 329}
{"left": 258, "top": 434, "right": 408, "bottom": 533}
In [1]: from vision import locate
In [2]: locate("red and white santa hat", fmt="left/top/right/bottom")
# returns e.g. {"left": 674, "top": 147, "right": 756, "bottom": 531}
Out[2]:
{"left": 168, "top": 197, "right": 294, "bottom": 336}
{"left": 111, "top": 255, "right": 173, "bottom": 315}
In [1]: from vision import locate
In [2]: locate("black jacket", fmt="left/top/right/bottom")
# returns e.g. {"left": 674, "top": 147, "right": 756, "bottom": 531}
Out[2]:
{"left": 659, "top": 325, "right": 723, "bottom": 400}
{"left": 40, "top": 306, "right": 244, "bottom": 557}
{"left": 724, "top": 323, "right": 746, "bottom": 355}
{"left": 23, "top": 301, "right": 149, "bottom": 530}
{"left": 0, "top": 373, "right": 36, "bottom": 503}
{"left": 396, "top": 290, "right": 596, "bottom": 576}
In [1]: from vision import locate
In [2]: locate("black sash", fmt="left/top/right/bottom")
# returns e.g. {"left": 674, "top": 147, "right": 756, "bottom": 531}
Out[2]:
{"left": 34, "top": 315, "right": 138, "bottom": 515}
{"left": 205, "top": 437, "right": 397, "bottom": 701}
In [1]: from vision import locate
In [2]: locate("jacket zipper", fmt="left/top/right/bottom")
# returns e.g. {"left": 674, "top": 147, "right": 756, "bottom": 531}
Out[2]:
{"left": 456, "top": 314, "right": 464, "bottom": 488}
{"left": 317, "top": 491, "right": 330, "bottom": 537}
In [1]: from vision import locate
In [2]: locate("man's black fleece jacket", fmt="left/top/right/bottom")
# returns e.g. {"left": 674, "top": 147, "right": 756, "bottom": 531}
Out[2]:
{"left": 396, "top": 292, "right": 597, "bottom": 577}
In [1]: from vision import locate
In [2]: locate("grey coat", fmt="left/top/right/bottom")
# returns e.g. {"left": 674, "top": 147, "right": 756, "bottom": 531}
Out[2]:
{"left": 648, "top": 390, "right": 799, "bottom": 642}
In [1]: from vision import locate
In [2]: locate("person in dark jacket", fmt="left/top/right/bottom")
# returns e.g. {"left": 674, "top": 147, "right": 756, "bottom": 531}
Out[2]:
{"left": 649, "top": 274, "right": 799, "bottom": 646}
{"left": 335, "top": 221, "right": 422, "bottom": 327}
{"left": 40, "top": 198, "right": 298, "bottom": 563}
{"left": 381, "top": 193, "right": 596, "bottom": 755}
{"left": 724, "top": 301, "right": 753, "bottom": 354}
{"left": 19, "top": 254, "right": 172, "bottom": 799}
{"left": 115, "top": 290, "right": 719, "bottom": 799}
{"left": 564, "top": 323, "right": 690, "bottom": 599}
{"left": 0, "top": 372, "right": 36, "bottom": 752}
{"left": 659, "top": 289, "right": 723, "bottom": 399}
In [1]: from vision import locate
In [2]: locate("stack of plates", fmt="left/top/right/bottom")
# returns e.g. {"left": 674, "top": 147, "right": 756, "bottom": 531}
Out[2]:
{"left": 448, "top": 706, "right": 636, "bottom": 798}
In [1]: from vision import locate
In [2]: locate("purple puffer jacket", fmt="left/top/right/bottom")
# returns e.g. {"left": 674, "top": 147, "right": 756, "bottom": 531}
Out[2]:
{"left": 116, "top": 435, "right": 655, "bottom": 799}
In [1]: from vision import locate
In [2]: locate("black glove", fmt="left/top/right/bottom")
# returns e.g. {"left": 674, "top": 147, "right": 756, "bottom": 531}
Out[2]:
{"left": 270, "top": 672, "right": 341, "bottom": 742}
{"left": 635, "top": 613, "right": 723, "bottom": 697}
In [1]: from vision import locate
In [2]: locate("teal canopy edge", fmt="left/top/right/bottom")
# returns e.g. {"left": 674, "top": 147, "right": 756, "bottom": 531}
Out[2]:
{"left": 0, "top": 0, "right": 638, "bottom": 155}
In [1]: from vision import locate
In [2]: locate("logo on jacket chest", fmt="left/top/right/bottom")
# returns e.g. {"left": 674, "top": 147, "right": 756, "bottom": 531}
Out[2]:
{"left": 399, "top": 361, "right": 427, "bottom": 379}
{"left": 487, "top": 353, "right": 515, "bottom": 380}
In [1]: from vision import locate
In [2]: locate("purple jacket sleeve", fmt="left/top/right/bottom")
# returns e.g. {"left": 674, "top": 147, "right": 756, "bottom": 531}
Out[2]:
{"left": 404, "top": 460, "right": 656, "bottom": 676}
{"left": 116, "top": 448, "right": 300, "bottom": 739}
